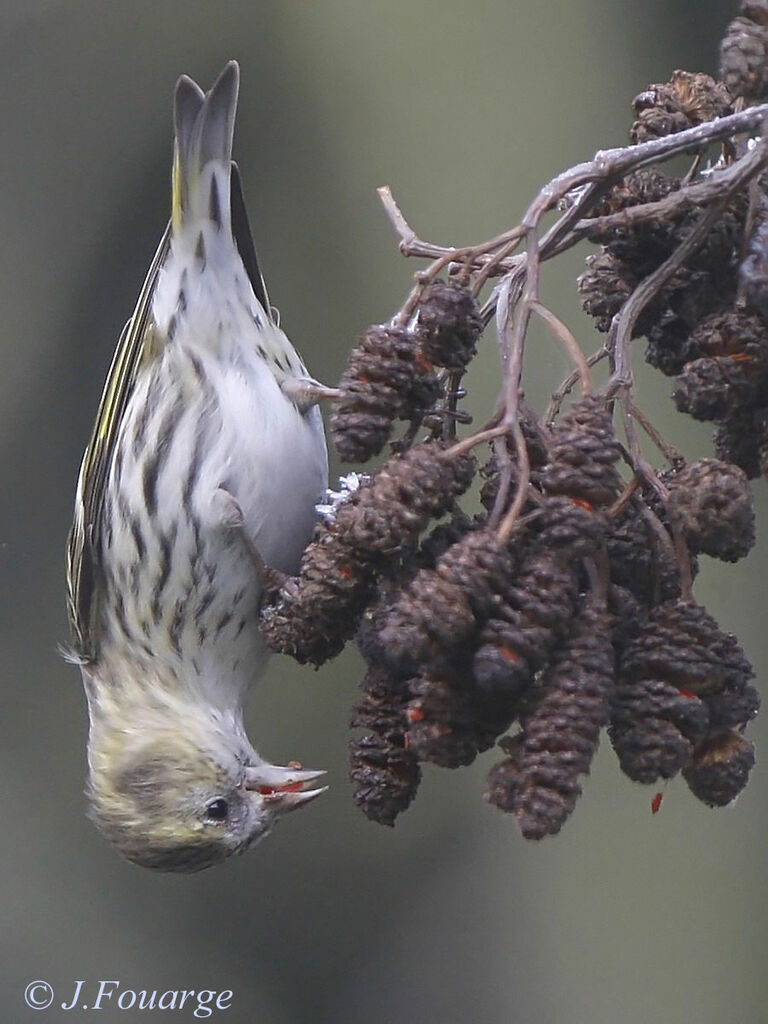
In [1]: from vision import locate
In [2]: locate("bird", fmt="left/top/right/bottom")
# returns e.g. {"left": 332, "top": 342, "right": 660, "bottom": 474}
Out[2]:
{"left": 66, "top": 61, "right": 332, "bottom": 872}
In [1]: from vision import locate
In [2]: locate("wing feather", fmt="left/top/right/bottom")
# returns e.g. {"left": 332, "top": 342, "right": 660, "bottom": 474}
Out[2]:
{"left": 230, "top": 161, "right": 273, "bottom": 319}
{"left": 68, "top": 156, "right": 270, "bottom": 662}
{"left": 66, "top": 224, "right": 171, "bottom": 661}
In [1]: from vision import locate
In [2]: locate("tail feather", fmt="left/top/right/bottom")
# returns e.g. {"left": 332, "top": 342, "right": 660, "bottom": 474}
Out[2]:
{"left": 171, "top": 61, "right": 240, "bottom": 235}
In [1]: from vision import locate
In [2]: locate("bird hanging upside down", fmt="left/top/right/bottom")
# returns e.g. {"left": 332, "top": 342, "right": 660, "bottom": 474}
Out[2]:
{"left": 66, "top": 62, "right": 331, "bottom": 872}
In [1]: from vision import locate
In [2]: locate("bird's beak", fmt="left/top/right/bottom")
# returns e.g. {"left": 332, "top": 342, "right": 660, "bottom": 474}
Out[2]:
{"left": 244, "top": 762, "right": 327, "bottom": 812}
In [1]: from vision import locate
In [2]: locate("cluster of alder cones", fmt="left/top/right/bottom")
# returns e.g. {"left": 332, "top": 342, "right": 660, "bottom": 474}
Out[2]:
{"left": 261, "top": 2, "right": 767, "bottom": 840}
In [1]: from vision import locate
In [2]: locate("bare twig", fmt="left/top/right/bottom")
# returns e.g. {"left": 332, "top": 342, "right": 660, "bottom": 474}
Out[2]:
{"left": 531, "top": 301, "right": 592, "bottom": 395}
{"left": 545, "top": 346, "right": 609, "bottom": 427}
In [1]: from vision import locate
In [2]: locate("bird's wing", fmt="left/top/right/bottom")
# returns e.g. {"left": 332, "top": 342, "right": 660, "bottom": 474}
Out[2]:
{"left": 66, "top": 224, "right": 171, "bottom": 663}
{"left": 66, "top": 162, "right": 271, "bottom": 663}
{"left": 230, "top": 161, "right": 273, "bottom": 320}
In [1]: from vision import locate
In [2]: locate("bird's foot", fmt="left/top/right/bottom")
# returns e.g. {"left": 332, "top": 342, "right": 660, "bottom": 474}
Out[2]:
{"left": 280, "top": 377, "right": 342, "bottom": 412}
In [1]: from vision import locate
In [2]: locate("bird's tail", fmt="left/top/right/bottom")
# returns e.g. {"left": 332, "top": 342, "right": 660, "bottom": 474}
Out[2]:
{"left": 171, "top": 61, "right": 239, "bottom": 237}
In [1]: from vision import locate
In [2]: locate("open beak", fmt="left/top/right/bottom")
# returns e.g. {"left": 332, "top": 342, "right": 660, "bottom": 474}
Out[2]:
{"left": 244, "top": 762, "right": 327, "bottom": 812}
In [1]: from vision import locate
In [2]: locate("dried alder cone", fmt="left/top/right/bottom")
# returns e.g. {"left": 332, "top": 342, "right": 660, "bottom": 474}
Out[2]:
{"left": 261, "top": 7, "right": 768, "bottom": 841}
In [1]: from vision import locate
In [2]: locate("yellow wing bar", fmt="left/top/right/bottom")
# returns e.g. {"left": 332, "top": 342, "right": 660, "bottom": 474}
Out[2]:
{"left": 66, "top": 223, "right": 171, "bottom": 661}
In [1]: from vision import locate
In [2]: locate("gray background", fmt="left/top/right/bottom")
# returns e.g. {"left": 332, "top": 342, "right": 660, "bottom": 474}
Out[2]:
{"left": 2, "top": 2, "right": 765, "bottom": 1022}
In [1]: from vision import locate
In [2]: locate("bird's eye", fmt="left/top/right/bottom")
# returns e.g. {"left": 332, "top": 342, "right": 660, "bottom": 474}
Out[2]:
{"left": 205, "top": 798, "right": 229, "bottom": 822}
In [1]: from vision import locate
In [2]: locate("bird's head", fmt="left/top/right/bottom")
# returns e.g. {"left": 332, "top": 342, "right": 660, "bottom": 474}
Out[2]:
{"left": 85, "top": 704, "right": 325, "bottom": 873}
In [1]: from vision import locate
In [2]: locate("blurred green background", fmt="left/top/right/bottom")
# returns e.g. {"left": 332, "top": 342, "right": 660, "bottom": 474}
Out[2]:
{"left": 2, "top": 2, "right": 766, "bottom": 1022}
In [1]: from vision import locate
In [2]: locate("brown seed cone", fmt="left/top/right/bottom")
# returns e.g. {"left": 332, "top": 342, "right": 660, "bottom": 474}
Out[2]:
{"left": 691, "top": 310, "right": 767, "bottom": 358}
{"left": 334, "top": 440, "right": 477, "bottom": 562}
{"left": 704, "top": 683, "right": 761, "bottom": 734}
{"left": 644, "top": 297, "right": 716, "bottom": 378}
{"left": 472, "top": 641, "right": 532, "bottom": 703}
{"left": 260, "top": 528, "right": 375, "bottom": 665}
{"left": 329, "top": 402, "right": 395, "bottom": 465}
{"left": 473, "top": 545, "right": 581, "bottom": 705}
{"left": 720, "top": 4, "right": 768, "bottom": 102}
{"left": 609, "top": 678, "right": 710, "bottom": 783}
{"left": 262, "top": 441, "right": 476, "bottom": 665}
{"left": 415, "top": 279, "right": 483, "bottom": 371}
{"left": 713, "top": 405, "right": 765, "bottom": 479}
{"left": 375, "top": 529, "right": 517, "bottom": 676}
{"left": 331, "top": 324, "right": 442, "bottom": 462}
{"left": 474, "top": 497, "right": 605, "bottom": 699}
{"left": 605, "top": 506, "right": 658, "bottom": 606}
{"left": 587, "top": 171, "right": 681, "bottom": 234}
{"left": 608, "top": 584, "right": 650, "bottom": 651}
{"left": 642, "top": 265, "right": 742, "bottom": 366}
{"left": 541, "top": 396, "right": 623, "bottom": 506}
{"left": 415, "top": 513, "right": 474, "bottom": 570}
{"left": 631, "top": 71, "right": 731, "bottom": 144}
{"left": 533, "top": 495, "right": 607, "bottom": 557}
{"left": 673, "top": 347, "right": 768, "bottom": 422}
{"left": 682, "top": 731, "right": 756, "bottom": 807}
{"left": 578, "top": 249, "right": 636, "bottom": 332}
{"left": 405, "top": 674, "right": 516, "bottom": 769}
{"left": 509, "top": 606, "right": 616, "bottom": 839}
{"left": 485, "top": 735, "right": 523, "bottom": 813}
{"left": 349, "top": 667, "right": 421, "bottom": 825}
{"left": 349, "top": 734, "right": 421, "bottom": 826}
{"left": 479, "top": 426, "right": 550, "bottom": 514}
{"left": 619, "top": 598, "right": 754, "bottom": 697}
{"left": 350, "top": 666, "right": 410, "bottom": 744}
{"left": 665, "top": 458, "right": 755, "bottom": 562}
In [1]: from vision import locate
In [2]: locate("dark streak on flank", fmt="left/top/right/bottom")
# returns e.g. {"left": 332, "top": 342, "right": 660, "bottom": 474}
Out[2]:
{"left": 112, "top": 437, "right": 125, "bottom": 490}
{"left": 130, "top": 516, "right": 146, "bottom": 560}
{"left": 188, "top": 351, "right": 207, "bottom": 388}
{"left": 207, "top": 558, "right": 220, "bottom": 587}
{"left": 182, "top": 420, "right": 205, "bottom": 514}
{"left": 150, "top": 526, "right": 177, "bottom": 624}
{"left": 132, "top": 374, "right": 161, "bottom": 460}
{"left": 195, "top": 232, "right": 206, "bottom": 266}
{"left": 209, "top": 175, "right": 221, "bottom": 227}
{"left": 116, "top": 490, "right": 133, "bottom": 528}
{"left": 101, "top": 501, "right": 114, "bottom": 550}
{"left": 214, "top": 609, "right": 233, "bottom": 636}
{"left": 189, "top": 550, "right": 202, "bottom": 590}
{"left": 142, "top": 395, "right": 184, "bottom": 517}
{"left": 194, "top": 589, "right": 215, "bottom": 630}
{"left": 190, "top": 517, "right": 202, "bottom": 560}
{"left": 187, "top": 349, "right": 217, "bottom": 414}
{"left": 112, "top": 590, "right": 130, "bottom": 643}
{"left": 169, "top": 598, "right": 185, "bottom": 654}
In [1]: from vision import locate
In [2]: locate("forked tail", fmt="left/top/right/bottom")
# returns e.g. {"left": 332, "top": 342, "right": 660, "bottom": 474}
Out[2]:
{"left": 171, "top": 60, "right": 239, "bottom": 237}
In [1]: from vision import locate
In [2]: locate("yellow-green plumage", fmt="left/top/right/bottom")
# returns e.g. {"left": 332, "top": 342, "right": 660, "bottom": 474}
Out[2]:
{"left": 66, "top": 61, "right": 328, "bottom": 872}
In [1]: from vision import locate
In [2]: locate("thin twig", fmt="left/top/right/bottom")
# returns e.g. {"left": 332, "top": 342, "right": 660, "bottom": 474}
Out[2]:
{"left": 377, "top": 103, "right": 768, "bottom": 282}
{"left": 627, "top": 400, "right": 682, "bottom": 464}
{"left": 531, "top": 301, "right": 592, "bottom": 395}
{"left": 545, "top": 346, "right": 609, "bottom": 427}
{"left": 444, "top": 421, "right": 506, "bottom": 458}
{"left": 571, "top": 148, "right": 765, "bottom": 241}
